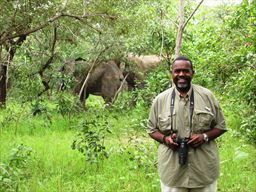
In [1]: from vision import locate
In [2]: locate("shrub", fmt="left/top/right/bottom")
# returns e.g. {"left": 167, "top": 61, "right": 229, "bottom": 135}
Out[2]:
{"left": 240, "top": 114, "right": 256, "bottom": 145}
{"left": 0, "top": 144, "right": 34, "bottom": 192}
{"left": 133, "top": 63, "right": 171, "bottom": 108}
{"left": 71, "top": 110, "right": 112, "bottom": 168}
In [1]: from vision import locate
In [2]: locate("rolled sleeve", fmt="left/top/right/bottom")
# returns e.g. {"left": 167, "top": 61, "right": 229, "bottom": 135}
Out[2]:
{"left": 147, "top": 99, "right": 159, "bottom": 134}
{"left": 213, "top": 98, "right": 227, "bottom": 131}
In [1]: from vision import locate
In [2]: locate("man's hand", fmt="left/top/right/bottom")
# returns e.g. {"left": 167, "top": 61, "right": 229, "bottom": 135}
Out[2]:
{"left": 188, "top": 134, "right": 204, "bottom": 148}
{"left": 188, "top": 128, "right": 227, "bottom": 148}
{"left": 149, "top": 131, "right": 179, "bottom": 151}
{"left": 164, "top": 133, "right": 179, "bottom": 151}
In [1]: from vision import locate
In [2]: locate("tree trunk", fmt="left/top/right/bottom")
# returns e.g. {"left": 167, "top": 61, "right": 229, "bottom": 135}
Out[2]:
{"left": 175, "top": 0, "right": 185, "bottom": 58}
{"left": 174, "top": 0, "right": 204, "bottom": 58}
{"left": 0, "top": 64, "right": 7, "bottom": 107}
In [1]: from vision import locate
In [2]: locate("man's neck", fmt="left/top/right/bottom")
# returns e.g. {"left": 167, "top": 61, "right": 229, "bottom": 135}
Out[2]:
{"left": 176, "top": 85, "right": 191, "bottom": 97}
{"left": 179, "top": 91, "right": 188, "bottom": 98}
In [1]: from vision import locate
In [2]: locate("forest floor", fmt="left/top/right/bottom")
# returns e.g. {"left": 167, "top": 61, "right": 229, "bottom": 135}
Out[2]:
{"left": 0, "top": 97, "right": 255, "bottom": 191}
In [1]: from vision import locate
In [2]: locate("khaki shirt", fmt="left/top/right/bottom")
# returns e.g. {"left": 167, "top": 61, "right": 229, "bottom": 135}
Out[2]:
{"left": 147, "top": 84, "right": 227, "bottom": 188}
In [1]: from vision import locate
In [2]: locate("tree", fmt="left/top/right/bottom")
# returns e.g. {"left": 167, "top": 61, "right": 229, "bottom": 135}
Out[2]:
{"left": 0, "top": 0, "right": 117, "bottom": 106}
{"left": 174, "top": 0, "right": 204, "bottom": 58}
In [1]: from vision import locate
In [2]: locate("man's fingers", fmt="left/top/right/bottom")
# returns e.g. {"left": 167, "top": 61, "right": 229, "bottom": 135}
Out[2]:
{"left": 187, "top": 137, "right": 196, "bottom": 144}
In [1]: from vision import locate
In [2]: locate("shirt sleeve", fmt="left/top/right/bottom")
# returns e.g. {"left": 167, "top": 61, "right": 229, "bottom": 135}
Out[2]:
{"left": 146, "top": 98, "right": 159, "bottom": 134}
{"left": 210, "top": 94, "right": 227, "bottom": 131}
{"left": 213, "top": 101, "right": 227, "bottom": 130}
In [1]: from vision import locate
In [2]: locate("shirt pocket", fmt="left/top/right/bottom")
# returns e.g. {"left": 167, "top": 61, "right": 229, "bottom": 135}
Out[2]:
{"left": 158, "top": 113, "right": 176, "bottom": 133}
{"left": 193, "top": 110, "right": 214, "bottom": 132}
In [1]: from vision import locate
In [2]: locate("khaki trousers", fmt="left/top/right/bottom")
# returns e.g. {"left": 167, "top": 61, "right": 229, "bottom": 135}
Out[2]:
{"left": 160, "top": 180, "right": 217, "bottom": 192}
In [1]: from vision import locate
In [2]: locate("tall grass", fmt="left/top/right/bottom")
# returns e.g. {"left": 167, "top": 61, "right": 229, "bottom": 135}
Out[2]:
{"left": 0, "top": 97, "right": 255, "bottom": 192}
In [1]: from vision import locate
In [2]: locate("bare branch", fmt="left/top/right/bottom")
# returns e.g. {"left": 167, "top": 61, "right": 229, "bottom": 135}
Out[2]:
{"left": 38, "top": 27, "right": 58, "bottom": 96}
{"left": 175, "top": 0, "right": 185, "bottom": 58}
{"left": 60, "top": 12, "right": 117, "bottom": 22}
{"left": 159, "top": 9, "right": 164, "bottom": 59}
{"left": 51, "top": 27, "right": 57, "bottom": 54}
{"left": 112, "top": 73, "right": 129, "bottom": 103}
{"left": 183, "top": 0, "right": 204, "bottom": 30}
{"left": 39, "top": 27, "right": 57, "bottom": 75}
{"left": 78, "top": 46, "right": 110, "bottom": 99}
{"left": 0, "top": 10, "right": 116, "bottom": 44}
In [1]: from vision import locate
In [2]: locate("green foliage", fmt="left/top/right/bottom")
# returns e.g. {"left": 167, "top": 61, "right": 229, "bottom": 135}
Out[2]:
{"left": 9, "top": 63, "right": 44, "bottom": 102}
{"left": 112, "top": 91, "right": 135, "bottom": 112}
{"left": 226, "top": 54, "right": 256, "bottom": 144}
{"left": 1, "top": 1, "right": 256, "bottom": 191}
{"left": 0, "top": 144, "right": 34, "bottom": 192}
{"left": 0, "top": 103, "right": 29, "bottom": 135}
{"left": 112, "top": 62, "right": 170, "bottom": 113}
{"left": 218, "top": 133, "right": 256, "bottom": 192}
{"left": 240, "top": 114, "right": 256, "bottom": 144}
{"left": 135, "top": 63, "right": 171, "bottom": 107}
{"left": 55, "top": 92, "right": 82, "bottom": 117}
{"left": 30, "top": 99, "right": 52, "bottom": 116}
{"left": 72, "top": 110, "right": 112, "bottom": 166}
{"left": 227, "top": 54, "right": 256, "bottom": 108}
{"left": 0, "top": 100, "right": 255, "bottom": 191}
{"left": 29, "top": 99, "right": 55, "bottom": 130}
{"left": 181, "top": 1, "right": 256, "bottom": 143}
{"left": 122, "top": 134, "right": 157, "bottom": 171}
{"left": 8, "top": 144, "right": 33, "bottom": 169}
{"left": 0, "top": 105, "right": 18, "bottom": 129}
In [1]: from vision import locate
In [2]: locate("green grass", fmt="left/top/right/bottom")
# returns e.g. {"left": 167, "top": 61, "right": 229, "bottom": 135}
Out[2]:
{"left": 0, "top": 98, "right": 255, "bottom": 192}
{"left": 218, "top": 132, "right": 256, "bottom": 192}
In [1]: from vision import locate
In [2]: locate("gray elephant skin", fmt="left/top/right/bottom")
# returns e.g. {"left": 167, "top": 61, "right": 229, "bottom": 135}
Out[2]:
{"left": 124, "top": 54, "right": 163, "bottom": 90}
{"left": 61, "top": 58, "right": 127, "bottom": 104}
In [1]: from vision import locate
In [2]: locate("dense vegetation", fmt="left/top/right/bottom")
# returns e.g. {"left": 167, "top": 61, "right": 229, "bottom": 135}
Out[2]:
{"left": 0, "top": 0, "right": 255, "bottom": 191}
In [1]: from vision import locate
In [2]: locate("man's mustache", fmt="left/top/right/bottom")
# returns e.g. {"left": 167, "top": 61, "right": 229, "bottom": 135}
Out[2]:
{"left": 178, "top": 76, "right": 191, "bottom": 80}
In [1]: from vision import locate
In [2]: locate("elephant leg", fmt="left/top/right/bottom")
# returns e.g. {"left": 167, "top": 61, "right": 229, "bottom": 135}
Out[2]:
{"left": 79, "top": 88, "right": 88, "bottom": 107}
{"left": 103, "top": 96, "right": 112, "bottom": 105}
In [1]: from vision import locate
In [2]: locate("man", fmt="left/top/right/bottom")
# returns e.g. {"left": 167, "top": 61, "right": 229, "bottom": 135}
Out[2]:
{"left": 147, "top": 56, "right": 227, "bottom": 192}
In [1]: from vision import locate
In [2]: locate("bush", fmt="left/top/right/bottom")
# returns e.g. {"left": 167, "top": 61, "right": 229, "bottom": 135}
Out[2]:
{"left": 240, "top": 114, "right": 256, "bottom": 144}
{"left": 135, "top": 63, "right": 171, "bottom": 107}
{"left": 71, "top": 110, "right": 112, "bottom": 168}
{"left": 0, "top": 144, "right": 34, "bottom": 192}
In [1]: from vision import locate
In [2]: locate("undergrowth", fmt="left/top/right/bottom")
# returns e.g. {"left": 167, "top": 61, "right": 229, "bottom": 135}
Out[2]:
{"left": 0, "top": 92, "right": 255, "bottom": 191}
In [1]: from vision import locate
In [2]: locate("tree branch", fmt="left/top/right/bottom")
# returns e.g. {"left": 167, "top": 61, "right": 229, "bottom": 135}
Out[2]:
{"left": 0, "top": 11, "right": 116, "bottom": 45}
{"left": 112, "top": 73, "right": 128, "bottom": 103}
{"left": 183, "top": 0, "right": 204, "bottom": 30}
{"left": 61, "top": 12, "right": 117, "bottom": 21}
{"left": 175, "top": 0, "right": 185, "bottom": 58}
{"left": 78, "top": 45, "right": 110, "bottom": 100}
{"left": 38, "top": 27, "right": 58, "bottom": 96}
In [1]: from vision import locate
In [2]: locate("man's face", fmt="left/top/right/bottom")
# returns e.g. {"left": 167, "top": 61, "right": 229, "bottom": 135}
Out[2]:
{"left": 172, "top": 60, "right": 194, "bottom": 92}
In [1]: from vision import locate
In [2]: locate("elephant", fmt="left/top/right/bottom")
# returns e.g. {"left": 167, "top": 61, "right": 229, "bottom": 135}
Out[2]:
{"left": 124, "top": 53, "right": 163, "bottom": 90}
{"left": 60, "top": 58, "right": 127, "bottom": 105}
{"left": 127, "top": 53, "right": 162, "bottom": 73}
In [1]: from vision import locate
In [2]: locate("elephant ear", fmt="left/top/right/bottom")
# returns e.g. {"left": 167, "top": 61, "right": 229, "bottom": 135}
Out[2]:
{"left": 139, "top": 55, "right": 162, "bottom": 72}
{"left": 72, "top": 60, "right": 93, "bottom": 84}
{"left": 119, "top": 62, "right": 126, "bottom": 73}
{"left": 63, "top": 60, "right": 76, "bottom": 74}
{"left": 63, "top": 59, "right": 90, "bottom": 77}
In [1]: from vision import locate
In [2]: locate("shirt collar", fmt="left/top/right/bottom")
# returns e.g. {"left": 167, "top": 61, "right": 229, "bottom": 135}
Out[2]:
{"left": 174, "top": 84, "right": 193, "bottom": 99}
